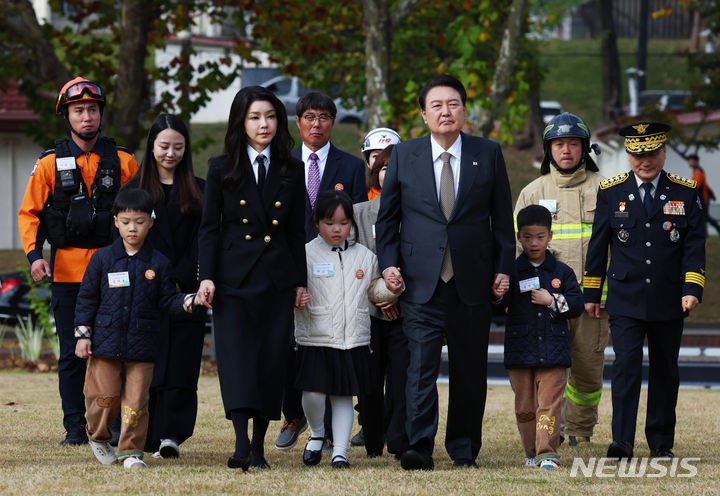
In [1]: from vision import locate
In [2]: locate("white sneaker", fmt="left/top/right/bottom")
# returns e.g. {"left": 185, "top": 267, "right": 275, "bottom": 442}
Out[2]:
{"left": 151, "top": 451, "right": 162, "bottom": 459}
{"left": 88, "top": 437, "right": 117, "bottom": 465}
{"left": 123, "top": 456, "right": 147, "bottom": 469}
{"left": 539, "top": 459, "right": 558, "bottom": 469}
{"left": 524, "top": 457, "right": 536, "bottom": 467}
{"left": 159, "top": 438, "right": 180, "bottom": 458}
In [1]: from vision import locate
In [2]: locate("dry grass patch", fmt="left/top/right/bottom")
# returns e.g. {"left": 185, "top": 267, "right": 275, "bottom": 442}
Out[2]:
{"left": 1, "top": 372, "right": 718, "bottom": 495}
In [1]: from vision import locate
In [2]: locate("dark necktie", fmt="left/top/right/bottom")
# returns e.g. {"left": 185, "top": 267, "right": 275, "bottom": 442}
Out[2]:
{"left": 642, "top": 182, "right": 653, "bottom": 216}
{"left": 439, "top": 151, "right": 454, "bottom": 282}
{"left": 257, "top": 154, "right": 266, "bottom": 191}
{"left": 308, "top": 152, "right": 320, "bottom": 208}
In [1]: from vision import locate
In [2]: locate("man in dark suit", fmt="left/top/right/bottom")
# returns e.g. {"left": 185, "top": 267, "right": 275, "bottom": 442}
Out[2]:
{"left": 583, "top": 122, "right": 705, "bottom": 460}
{"left": 291, "top": 91, "right": 367, "bottom": 240}
{"left": 375, "top": 75, "right": 515, "bottom": 470}
{"left": 275, "top": 90, "right": 368, "bottom": 450}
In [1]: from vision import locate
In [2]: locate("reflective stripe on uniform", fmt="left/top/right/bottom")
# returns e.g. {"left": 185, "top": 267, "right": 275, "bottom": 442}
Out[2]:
{"left": 563, "top": 382, "right": 602, "bottom": 406}
{"left": 580, "top": 284, "right": 608, "bottom": 304}
{"left": 550, "top": 223, "right": 594, "bottom": 240}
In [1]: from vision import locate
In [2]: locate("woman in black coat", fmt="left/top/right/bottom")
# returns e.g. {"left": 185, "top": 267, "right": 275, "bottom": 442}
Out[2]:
{"left": 196, "top": 86, "right": 306, "bottom": 470}
{"left": 125, "top": 113, "right": 206, "bottom": 458}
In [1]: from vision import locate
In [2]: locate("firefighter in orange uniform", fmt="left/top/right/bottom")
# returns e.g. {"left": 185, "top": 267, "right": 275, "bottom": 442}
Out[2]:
{"left": 18, "top": 78, "right": 138, "bottom": 445}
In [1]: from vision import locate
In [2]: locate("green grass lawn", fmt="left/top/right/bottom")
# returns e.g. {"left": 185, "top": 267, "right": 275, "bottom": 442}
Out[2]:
{"left": 0, "top": 373, "right": 718, "bottom": 495}
{"left": 539, "top": 38, "right": 696, "bottom": 128}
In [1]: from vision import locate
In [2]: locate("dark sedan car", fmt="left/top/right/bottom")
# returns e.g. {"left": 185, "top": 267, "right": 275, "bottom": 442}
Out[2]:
{"left": 0, "top": 272, "right": 51, "bottom": 325}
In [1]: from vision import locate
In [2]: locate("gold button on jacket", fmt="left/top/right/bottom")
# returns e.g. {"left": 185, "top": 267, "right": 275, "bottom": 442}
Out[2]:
{"left": 245, "top": 234, "right": 252, "bottom": 240}
{"left": 264, "top": 235, "right": 271, "bottom": 243}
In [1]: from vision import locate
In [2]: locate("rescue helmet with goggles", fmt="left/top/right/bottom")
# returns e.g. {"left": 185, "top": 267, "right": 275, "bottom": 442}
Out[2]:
{"left": 361, "top": 127, "right": 401, "bottom": 162}
{"left": 540, "top": 112, "right": 599, "bottom": 174}
{"left": 56, "top": 77, "right": 105, "bottom": 115}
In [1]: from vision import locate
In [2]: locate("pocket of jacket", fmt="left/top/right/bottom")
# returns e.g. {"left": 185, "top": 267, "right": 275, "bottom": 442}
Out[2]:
{"left": 94, "top": 314, "right": 113, "bottom": 328}
{"left": 304, "top": 305, "right": 334, "bottom": 339}
{"left": 355, "top": 307, "right": 370, "bottom": 335}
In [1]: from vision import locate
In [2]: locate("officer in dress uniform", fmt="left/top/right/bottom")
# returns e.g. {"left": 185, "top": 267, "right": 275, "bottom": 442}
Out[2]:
{"left": 583, "top": 122, "right": 706, "bottom": 459}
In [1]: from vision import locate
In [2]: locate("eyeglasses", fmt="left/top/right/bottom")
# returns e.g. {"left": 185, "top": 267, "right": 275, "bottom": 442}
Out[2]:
{"left": 302, "top": 113, "right": 333, "bottom": 124}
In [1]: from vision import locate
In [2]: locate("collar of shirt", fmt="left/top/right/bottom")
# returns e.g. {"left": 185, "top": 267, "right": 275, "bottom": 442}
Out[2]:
{"left": 68, "top": 138, "right": 104, "bottom": 158}
{"left": 302, "top": 141, "right": 331, "bottom": 187}
{"left": 430, "top": 134, "right": 462, "bottom": 200}
{"left": 634, "top": 172, "right": 660, "bottom": 200}
{"left": 247, "top": 144, "right": 271, "bottom": 182}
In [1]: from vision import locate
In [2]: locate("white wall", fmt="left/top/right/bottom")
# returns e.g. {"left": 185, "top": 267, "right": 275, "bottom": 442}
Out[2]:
{"left": 0, "top": 133, "right": 43, "bottom": 249}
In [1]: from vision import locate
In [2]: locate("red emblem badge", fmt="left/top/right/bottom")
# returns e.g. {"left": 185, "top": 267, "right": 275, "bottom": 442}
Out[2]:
{"left": 145, "top": 270, "right": 156, "bottom": 280}
{"left": 551, "top": 278, "right": 561, "bottom": 288}
{"left": 334, "top": 183, "right": 344, "bottom": 191}
{"left": 662, "top": 221, "right": 672, "bottom": 231}
{"left": 355, "top": 269, "right": 364, "bottom": 279}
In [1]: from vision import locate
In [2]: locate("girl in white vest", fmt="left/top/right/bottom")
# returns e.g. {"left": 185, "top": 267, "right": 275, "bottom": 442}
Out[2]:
{"left": 294, "top": 190, "right": 403, "bottom": 468}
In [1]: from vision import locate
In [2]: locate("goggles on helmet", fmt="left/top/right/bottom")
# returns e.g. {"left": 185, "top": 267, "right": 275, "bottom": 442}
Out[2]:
{"left": 56, "top": 79, "right": 105, "bottom": 114}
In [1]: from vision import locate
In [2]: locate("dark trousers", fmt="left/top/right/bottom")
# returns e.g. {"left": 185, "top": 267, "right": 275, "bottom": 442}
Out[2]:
{"left": 609, "top": 315, "right": 683, "bottom": 450}
{"left": 357, "top": 315, "right": 409, "bottom": 455}
{"left": 145, "top": 316, "right": 206, "bottom": 452}
{"left": 400, "top": 278, "right": 490, "bottom": 461}
{"left": 52, "top": 282, "right": 86, "bottom": 429}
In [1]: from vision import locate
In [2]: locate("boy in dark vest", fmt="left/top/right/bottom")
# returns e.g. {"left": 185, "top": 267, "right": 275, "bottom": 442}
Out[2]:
{"left": 18, "top": 78, "right": 138, "bottom": 445}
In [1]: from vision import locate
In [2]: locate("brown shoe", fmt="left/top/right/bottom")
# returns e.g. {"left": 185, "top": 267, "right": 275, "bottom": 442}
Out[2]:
{"left": 274, "top": 416, "right": 308, "bottom": 450}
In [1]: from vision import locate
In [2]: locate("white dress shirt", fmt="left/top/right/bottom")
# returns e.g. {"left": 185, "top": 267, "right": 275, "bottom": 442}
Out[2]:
{"left": 430, "top": 134, "right": 461, "bottom": 200}
{"left": 301, "top": 141, "right": 331, "bottom": 189}
{"left": 247, "top": 145, "right": 271, "bottom": 183}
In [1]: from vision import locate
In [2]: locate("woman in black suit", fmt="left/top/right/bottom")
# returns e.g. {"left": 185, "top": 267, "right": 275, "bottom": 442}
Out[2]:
{"left": 196, "top": 86, "right": 306, "bottom": 470}
{"left": 124, "top": 113, "right": 205, "bottom": 459}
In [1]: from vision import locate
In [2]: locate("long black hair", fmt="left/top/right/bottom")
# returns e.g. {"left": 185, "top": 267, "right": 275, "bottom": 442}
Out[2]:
{"left": 221, "top": 86, "right": 295, "bottom": 189}
{"left": 127, "top": 113, "right": 202, "bottom": 214}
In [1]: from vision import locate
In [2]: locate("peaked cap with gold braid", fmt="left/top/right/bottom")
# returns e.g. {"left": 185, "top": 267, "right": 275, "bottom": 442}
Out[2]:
{"left": 618, "top": 121, "right": 671, "bottom": 155}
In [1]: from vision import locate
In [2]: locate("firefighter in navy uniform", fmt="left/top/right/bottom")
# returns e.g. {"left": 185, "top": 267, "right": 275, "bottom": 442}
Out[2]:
{"left": 583, "top": 122, "right": 705, "bottom": 460}
{"left": 18, "top": 78, "right": 138, "bottom": 445}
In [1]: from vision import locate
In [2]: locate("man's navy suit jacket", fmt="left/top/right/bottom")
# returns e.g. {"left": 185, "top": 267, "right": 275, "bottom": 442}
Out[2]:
{"left": 375, "top": 133, "right": 515, "bottom": 306}
{"left": 292, "top": 143, "right": 367, "bottom": 240}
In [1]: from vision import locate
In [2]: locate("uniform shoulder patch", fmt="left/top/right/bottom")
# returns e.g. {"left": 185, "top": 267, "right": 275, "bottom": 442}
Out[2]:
{"left": 599, "top": 172, "right": 629, "bottom": 190}
{"left": 38, "top": 149, "right": 55, "bottom": 159}
{"left": 666, "top": 172, "right": 696, "bottom": 188}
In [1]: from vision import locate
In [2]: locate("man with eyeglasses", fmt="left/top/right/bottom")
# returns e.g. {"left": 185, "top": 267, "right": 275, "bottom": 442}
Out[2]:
{"left": 18, "top": 77, "right": 138, "bottom": 445}
{"left": 274, "top": 91, "right": 367, "bottom": 451}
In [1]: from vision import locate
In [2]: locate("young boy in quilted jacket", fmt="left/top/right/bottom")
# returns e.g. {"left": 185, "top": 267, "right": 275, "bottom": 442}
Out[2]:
{"left": 73, "top": 188, "right": 206, "bottom": 469}
{"left": 497, "top": 205, "right": 584, "bottom": 469}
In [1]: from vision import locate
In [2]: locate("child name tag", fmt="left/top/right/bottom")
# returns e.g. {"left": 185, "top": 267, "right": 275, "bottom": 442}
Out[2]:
{"left": 313, "top": 263, "right": 334, "bottom": 277}
{"left": 519, "top": 276, "right": 540, "bottom": 292}
{"left": 539, "top": 199, "right": 557, "bottom": 213}
{"left": 108, "top": 271, "right": 130, "bottom": 288}
{"left": 56, "top": 157, "right": 77, "bottom": 171}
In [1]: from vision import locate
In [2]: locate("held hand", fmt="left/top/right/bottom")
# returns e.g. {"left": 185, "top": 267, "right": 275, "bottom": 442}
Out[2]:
{"left": 376, "top": 300, "right": 400, "bottom": 320}
{"left": 531, "top": 288, "right": 554, "bottom": 307}
{"left": 585, "top": 302, "right": 600, "bottom": 319}
{"left": 384, "top": 275, "right": 403, "bottom": 294}
{"left": 295, "top": 287, "right": 310, "bottom": 309}
{"left": 492, "top": 273, "right": 510, "bottom": 297}
{"left": 682, "top": 295, "right": 699, "bottom": 312}
{"left": 193, "top": 292, "right": 212, "bottom": 309}
{"left": 383, "top": 266, "right": 402, "bottom": 286}
{"left": 75, "top": 338, "right": 92, "bottom": 359}
{"left": 30, "top": 259, "right": 51, "bottom": 282}
{"left": 197, "top": 280, "right": 215, "bottom": 307}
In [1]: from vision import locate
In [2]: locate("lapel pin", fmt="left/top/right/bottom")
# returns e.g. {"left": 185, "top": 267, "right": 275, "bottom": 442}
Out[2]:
{"left": 628, "top": 193, "right": 635, "bottom": 201}
{"left": 660, "top": 194, "right": 667, "bottom": 200}
{"left": 472, "top": 161, "right": 478, "bottom": 166}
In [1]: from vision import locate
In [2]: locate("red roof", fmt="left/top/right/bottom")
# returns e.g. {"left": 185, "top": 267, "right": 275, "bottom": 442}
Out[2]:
{"left": 0, "top": 81, "right": 38, "bottom": 130}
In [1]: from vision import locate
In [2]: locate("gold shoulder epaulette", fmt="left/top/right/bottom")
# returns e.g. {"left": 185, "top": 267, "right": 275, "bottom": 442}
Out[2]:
{"left": 599, "top": 172, "right": 629, "bottom": 190}
{"left": 666, "top": 172, "right": 696, "bottom": 188}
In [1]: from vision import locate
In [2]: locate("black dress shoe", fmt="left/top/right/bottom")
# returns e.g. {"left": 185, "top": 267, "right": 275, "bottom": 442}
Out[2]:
{"left": 607, "top": 441, "right": 633, "bottom": 459}
{"left": 400, "top": 449, "right": 434, "bottom": 470}
{"left": 227, "top": 455, "right": 252, "bottom": 471}
{"left": 302, "top": 437, "right": 324, "bottom": 466}
{"left": 650, "top": 448, "right": 675, "bottom": 458}
{"left": 452, "top": 459, "right": 479, "bottom": 468}
{"left": 250, "top": 456, "right": 271, "bottom": 469}
{"left": 332, "top": 455, "right": 350, "bottom": 468}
